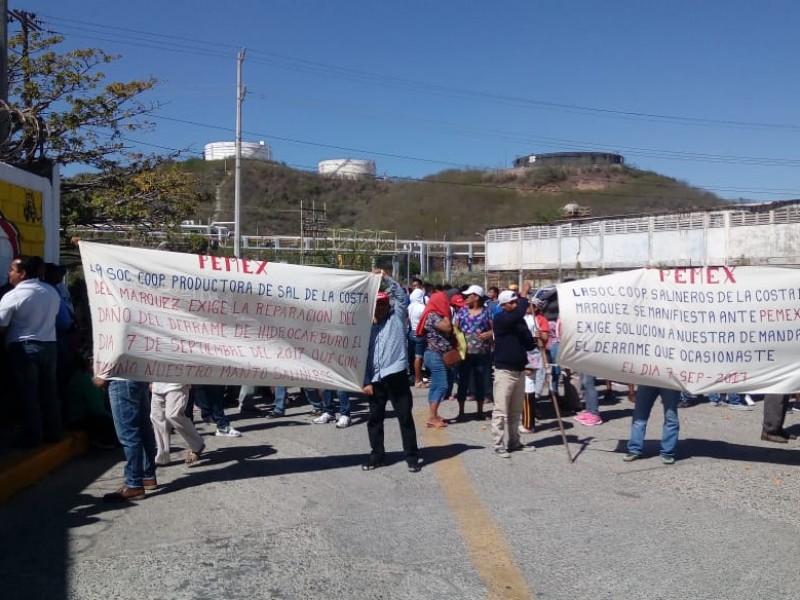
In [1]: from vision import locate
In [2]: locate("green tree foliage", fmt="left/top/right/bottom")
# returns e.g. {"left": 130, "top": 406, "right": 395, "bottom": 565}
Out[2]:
{"left": 7, "top": 26, "right": 158, "bottom": 169}
{"left": 3, "top": 17, "right": 207, "bottom": 228}
{"left": 62, "top": 160, "right": 204, "bottom": 226}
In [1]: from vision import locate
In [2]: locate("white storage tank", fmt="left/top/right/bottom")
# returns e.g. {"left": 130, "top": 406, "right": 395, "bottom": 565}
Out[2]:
{"left": 318, "top": 158, "right": 376, "bottom": 179}
{"left": 204, "top": 140, "right": 272, "bottom": 161}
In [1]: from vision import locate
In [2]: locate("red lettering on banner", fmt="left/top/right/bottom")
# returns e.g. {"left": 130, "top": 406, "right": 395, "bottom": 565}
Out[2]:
{"left": 658, "top": 266, "right": 736, "bottom": 285}
{"left": 197, "top": 254, "right": 269, "bottom": 276}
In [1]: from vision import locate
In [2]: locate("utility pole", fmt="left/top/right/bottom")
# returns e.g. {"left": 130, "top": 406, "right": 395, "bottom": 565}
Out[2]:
{"left": 233, "top": 48, "right": 246, "bottom": 258}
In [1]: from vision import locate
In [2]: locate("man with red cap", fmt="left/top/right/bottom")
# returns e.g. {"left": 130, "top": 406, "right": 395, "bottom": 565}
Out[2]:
{"left": 362, "top": 269, "right": 420, "bottom": 472}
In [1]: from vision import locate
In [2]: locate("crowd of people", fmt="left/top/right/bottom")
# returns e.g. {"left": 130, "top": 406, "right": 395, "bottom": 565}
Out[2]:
{"left": 1, "top": 256, "right": 798, "bottom": 503}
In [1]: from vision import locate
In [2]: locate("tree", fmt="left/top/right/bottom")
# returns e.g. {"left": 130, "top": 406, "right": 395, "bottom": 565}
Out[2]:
{"left": 1, "top": 13, "right": 208, "bottom": 230}
{"left": 5, "top": 17, "right": 159, "bottom": 169}
{"left": 61, "top": 158, "right": 204, "bottom": 227}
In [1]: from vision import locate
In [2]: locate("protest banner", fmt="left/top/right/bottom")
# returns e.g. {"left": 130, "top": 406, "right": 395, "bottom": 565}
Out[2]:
{"left": 79, "top": 241, "right": 381, "bottom": 392}
{"left": 557, "top": 266, "right": 800, "bottom": 394}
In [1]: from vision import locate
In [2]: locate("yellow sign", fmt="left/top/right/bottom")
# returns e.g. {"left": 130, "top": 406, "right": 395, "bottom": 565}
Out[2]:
{"left": 0, "top": 180, "right": 44, "bottom": 257}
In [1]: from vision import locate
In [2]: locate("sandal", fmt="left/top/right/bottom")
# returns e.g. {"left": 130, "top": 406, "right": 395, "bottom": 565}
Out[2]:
{"left": 426, "top": 420, "right": 447, "bottom": 428}
{"left": 414, "top": 381, "right": 429, "bottom": 388}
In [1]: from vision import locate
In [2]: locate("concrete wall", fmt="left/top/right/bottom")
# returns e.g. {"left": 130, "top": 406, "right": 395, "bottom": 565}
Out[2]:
{"left": 486, "top": 202, "right": 800, "bottom": 276}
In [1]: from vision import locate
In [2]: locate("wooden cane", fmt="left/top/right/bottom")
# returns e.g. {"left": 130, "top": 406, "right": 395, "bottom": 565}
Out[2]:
{"left": 537, "top": 335, "right": 574, "bottom": 463}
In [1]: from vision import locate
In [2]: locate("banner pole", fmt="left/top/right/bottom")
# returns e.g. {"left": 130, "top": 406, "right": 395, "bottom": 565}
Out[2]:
{"left": 538, "top": 336, "right": 574, "bottom": 463}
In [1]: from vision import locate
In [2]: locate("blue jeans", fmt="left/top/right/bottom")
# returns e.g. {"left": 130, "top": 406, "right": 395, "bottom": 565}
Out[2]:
{"left": 8, "top": 340, "right": 61, "bottom": 446}
{"left": 707, "top": 392, "right": 741, "bottom": 405}
{"left": 272, "top": 387, "right": 322, "bottom": 415}
{"left": 424, "top": 349, "right": 452, "bottom": 403}
{"left": 108, "top": 380, "right": 156, "bottom": 488}
{"left": 191, "top": 385, "right": 229, "bottom": 428}
{"left": 581, "top": 373, "right": 599, "bottom": 416}
{"left": 322, "top": 389, "right": 351, "bottom": 416}
{"left": 627, "top": 385, "right": 681, "bottom": 458}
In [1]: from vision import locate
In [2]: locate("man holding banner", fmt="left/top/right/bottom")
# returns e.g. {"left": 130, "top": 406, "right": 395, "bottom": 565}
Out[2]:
{"left": 361, "top": 270, "right": 420, "bottom": 473}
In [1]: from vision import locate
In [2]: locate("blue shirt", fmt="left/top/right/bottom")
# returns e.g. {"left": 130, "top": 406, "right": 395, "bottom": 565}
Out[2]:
{"left": 364, "top": 277, "right": 409, "bottom": 385}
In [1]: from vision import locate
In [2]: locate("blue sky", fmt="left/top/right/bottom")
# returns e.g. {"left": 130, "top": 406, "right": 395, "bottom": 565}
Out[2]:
{"left": 14, "top": 0, "right": 800, "bottom": 201}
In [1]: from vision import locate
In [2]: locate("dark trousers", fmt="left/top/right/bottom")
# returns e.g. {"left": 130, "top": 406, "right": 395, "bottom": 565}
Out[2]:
{"left": 189, "top": 385, "right": 229, "bottom": 428}
{"left": 456, "top": 353, "right": 491, "bottom": 403}
{"left": 8, "top": 340, "right": 62, "bottom": 446}
{"left": 763, "top": 394, "right": 789, "bottom": 434}
{"left": 366, "top": 371, "right": 419, "bottom": 462}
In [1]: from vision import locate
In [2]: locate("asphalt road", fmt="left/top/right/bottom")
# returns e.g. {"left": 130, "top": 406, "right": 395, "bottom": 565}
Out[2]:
{"left": 1, "top": 387, "right": 799, "bottom": 600}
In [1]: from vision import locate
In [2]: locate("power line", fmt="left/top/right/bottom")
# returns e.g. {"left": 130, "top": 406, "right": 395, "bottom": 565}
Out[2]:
{"left": 35, "top": 13, "right": 800, "bottom": 133}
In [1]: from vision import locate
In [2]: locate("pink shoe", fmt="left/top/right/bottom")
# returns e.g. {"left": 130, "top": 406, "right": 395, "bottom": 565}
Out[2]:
{"left": 578, "top": 413, "right": 603, "bottom": 426}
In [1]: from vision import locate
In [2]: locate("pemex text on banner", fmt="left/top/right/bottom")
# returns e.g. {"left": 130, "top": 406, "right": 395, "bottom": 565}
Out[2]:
{"left": 79, "top": 241, "right": 381, "bottom": 392}
{"left": 556, "top": 266, "right": 800, "bottom": 394}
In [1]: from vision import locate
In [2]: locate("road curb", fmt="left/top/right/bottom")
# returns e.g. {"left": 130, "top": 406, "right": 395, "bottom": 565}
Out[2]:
{"left": 0, "top": 430, "right": 90, "bottom": 504}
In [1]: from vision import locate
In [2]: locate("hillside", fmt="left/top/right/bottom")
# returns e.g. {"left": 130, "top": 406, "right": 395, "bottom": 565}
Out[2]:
{"left": 182, "top": 159, "right": 729, "bottom": 240}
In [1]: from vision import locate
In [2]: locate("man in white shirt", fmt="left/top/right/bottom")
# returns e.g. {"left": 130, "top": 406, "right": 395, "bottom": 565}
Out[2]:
{"left": 0, "top": 256, "right": 62, "bottom": 447}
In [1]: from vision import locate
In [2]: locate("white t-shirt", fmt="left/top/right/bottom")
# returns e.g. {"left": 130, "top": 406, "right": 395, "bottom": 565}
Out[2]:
{"left": 0, "top": 279, "right": 60, "bottom": 344}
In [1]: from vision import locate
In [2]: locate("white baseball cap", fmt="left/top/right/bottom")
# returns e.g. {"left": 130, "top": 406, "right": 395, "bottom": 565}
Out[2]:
{"left": 463, "top": 284, "right": 485, "bottom": 297}
{"left": 497, "top": 290, "right": 518, "bottom": 305}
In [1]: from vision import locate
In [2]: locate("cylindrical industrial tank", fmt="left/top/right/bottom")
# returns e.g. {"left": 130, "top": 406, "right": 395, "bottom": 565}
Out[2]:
{"left": 204, "top": 141, "right": 272, "bottom": 161}
{"left": 317, "top": 158, "right": 376, "bottom": 179}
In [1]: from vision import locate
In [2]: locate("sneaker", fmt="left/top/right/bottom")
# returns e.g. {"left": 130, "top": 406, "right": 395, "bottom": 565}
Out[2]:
{"left": 661, "top": 455, "right": 676, "bottom": 465}
{"left": 790, "top": 405, "right": 800, "bottom": 414}
{"left": 728, "top": 404, "right": 754, "bottom": 411}
{"left": 335, "top": 415, "right": 352, "bottom": 428}
{"left": 744, "top": 394, "right": 756, "bottom": 406}
{"left": 103, "top": 486, "right": 145, "bottom": 502}
{"left": 708, "top": 401, "right": 720, "bottom": 407}
{"left": 155, "top": 452, "right": 170, "bottom": 466}
{"left": 215, "top": 426, "right": 241, "bottom": 437}
{"left": 577, "top": 413, "right": 603, "bottom": 426}
{"left": 310, "top": 408, "right": 323, "bottom": 416}
{"left": 494, "top": 447, "right": 511, "bottom": 458}
{"left": 239, "top": 405, "right": 260, "bottom": 414}
{"left": 265, "top": 411, "right": 285, "bottom": 419}
{"left": 623, "top": 453, "right": 641, "bottom": 462}
{"left": 313, "top": 412, "right": 336, "bottom": 424}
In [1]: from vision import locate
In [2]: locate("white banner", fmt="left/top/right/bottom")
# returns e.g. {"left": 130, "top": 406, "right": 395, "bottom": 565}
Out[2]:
{"left": 79, "top": 242, "right": 380, "bottom": 392}
{"left": 557, "top": 266, "right": 800, "bottom": 394}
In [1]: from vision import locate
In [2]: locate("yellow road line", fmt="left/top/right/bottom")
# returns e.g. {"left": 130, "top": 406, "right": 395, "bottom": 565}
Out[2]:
{"left": 418, "top": 409, "right": 535, "bottom": 600}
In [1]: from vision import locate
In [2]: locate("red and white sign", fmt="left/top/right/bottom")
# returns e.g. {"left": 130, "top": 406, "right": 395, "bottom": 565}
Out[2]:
{"left": 80, "top": 241, "right": 380, "bottom": 392}
{"left": 557, "top": 266, "right": 800, "bottom": 394}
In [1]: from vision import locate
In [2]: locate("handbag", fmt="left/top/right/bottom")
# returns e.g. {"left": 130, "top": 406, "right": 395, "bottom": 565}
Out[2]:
{"left": 453, "top": 325, "right": 467, "bottom": 360}
{"left": 442, "top": 348, "right": 462, "bottom": 368}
